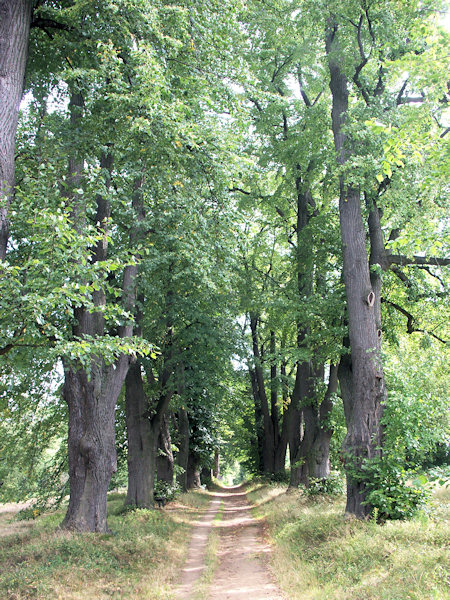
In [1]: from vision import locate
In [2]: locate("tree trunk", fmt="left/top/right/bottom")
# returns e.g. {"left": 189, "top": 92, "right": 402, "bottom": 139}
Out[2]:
{"left": 62, "top": 356, "right": 130, "bottom": 531}
{"left": 326, "top": 22, "right": 386, "bottom": 517}
{"left": 288, "top": 365, "right": 304, "bottom": 488}
{"left": 201, "top": 466, "right": 212, "bottom": 486}
{"left": 61, "top": 96, "right": 136, "bottom": 532}
{"left": 290, "top": 360, "right": 315, "bottom": 487}
{"left": 125, "top": 362, "right": 154, "bottom": 508}
{"left": 186, "top": 450, "right": 201, "bottom": 489}
{"left": 176, "top": 408, "right": 189, "bottom": 492}
{"left": 250, "top": 314, "right": 275, "bottom": 473}
{"left": 213, "top": 449, "right": 220, "bottom": 478}
{"left": 249, "top": 367, "right": 264, "bottom": 472}
{"left": 0, "top": 0, "right": 32, "bottom": 259}
{"left": 311, "top": 364, "right": 339, "bottom": 479}
{"left": 157, "top": 413, "right": 174, "bottom": 484}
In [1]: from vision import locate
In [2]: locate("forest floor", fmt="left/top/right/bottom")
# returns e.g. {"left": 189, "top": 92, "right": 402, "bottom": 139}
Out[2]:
{"left": 174, "top": 484, "right": 284, "bottom": 600}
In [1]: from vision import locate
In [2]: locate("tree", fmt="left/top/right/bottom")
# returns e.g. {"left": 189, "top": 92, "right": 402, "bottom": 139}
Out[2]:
{"left": 0, "top": 0, "right": 33, "bottom": 259}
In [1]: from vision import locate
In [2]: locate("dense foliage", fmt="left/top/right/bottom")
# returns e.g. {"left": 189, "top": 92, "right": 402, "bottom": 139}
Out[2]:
{"left": 0, "top": 0, "right": 448, "bottom": 527}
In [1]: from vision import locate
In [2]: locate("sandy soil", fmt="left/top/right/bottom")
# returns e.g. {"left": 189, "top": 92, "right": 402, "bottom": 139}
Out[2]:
{"left": 175, "top": 485, "right": 284, "bottom": 600}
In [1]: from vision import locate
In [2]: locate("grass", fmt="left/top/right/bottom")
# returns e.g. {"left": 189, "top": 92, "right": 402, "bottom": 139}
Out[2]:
{"left": 0, "top": 490, "right": 210, "bottom": 600}
{"left": 248, "top": 483, "right": 450, "bottom": 600}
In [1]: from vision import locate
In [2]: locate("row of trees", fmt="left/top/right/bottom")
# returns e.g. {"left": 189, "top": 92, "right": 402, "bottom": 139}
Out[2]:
{"left": 0, "top": 0, "right": 448, "bottom": 531}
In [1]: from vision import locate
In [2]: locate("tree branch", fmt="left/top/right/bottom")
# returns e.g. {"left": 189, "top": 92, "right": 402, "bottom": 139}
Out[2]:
{"left": 388, "top": 254, "right": 450, "bottom": 267}
{"left": 382, "top": 298, "right": 447, "bottom": 344}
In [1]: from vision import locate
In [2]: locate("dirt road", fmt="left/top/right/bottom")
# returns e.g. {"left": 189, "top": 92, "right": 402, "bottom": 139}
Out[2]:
{"left": 175, "top": 485, "right": 284, "bottom": 600}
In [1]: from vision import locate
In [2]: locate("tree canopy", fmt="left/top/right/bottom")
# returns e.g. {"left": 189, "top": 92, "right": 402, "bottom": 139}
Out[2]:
{"left": 0, "top": 0, "right": 448, "bottom": 530}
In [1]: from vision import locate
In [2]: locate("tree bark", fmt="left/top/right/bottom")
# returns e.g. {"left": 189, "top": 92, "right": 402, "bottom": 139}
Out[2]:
{"left": 125, "top": 349, "right": 173, "bottom": 507}
{"left": 213, "top": 448, "right": 220, "bottom": 478}
{"left": 61, "top": 97, "right": 138, "bottom": 531}
{"left": 249, "top": 367, "right": 264, "bottom": 472}
{"left": 326, "top": 21, "right": 386, "bottom": 517}
{"left": 250, "top": 314, "right": 275, "bottom": 473}
{"left": 156, "top": 413, "right": 174, "bottom": 484}
{"left": 0, "top": 0, "right": 33, "bottom": 259}
{"left": 311, "top": 364, "right": 338, "bottom": 478}
{"left": 200, "top": 466, "right": 212, "bottom": 486}
{"left": 176, "top": 407, "right": 189, "bottom": 492}
{"left": 288, "top": 180, "right": 316, "bottom": 488}
{"left": 186, "top": 450, "right": 201, "bottom": 489}
{"left": 62, "top": 356, "right": 130, "bottom": 531}
{"left": 125, "top": 362, "right": 154, "bottom": 508}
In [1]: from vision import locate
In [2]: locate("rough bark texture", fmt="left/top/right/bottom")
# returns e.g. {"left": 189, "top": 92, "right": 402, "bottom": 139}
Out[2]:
{"left": 200, "top": 466, "right": 212, "bottom": 486}
{"left": 0, "top": 0, "right": 32, "bottom": 259}
{"left": 63, "top": 356, "right": 130, "bottom": 531}
{"left": 125, "top": 362, "right": 154, "bottom": 508}
{"left": 326, "top": 22, "right": 386, "bottom": 517}
{"left": 288, "top": 361, "right": 313, "bottom": 487}
{"left": 156, "top": 413, "right": 174, "bottom": 484}
{"left": 249, "top": 367, "right": 264, "bottom": 472}
{"left": 176, "top": 408, "right": 190, "bottom": 492}
{"left": 125, "top": 358, "right": 173, "bottom": 507}
{"left": 61, "top": 98, "right": 139, "bottom": 531}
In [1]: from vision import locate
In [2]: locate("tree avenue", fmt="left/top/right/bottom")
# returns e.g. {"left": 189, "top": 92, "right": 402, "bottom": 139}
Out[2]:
{"left": 0, "top": 0, "right": 448, "bottom": 532}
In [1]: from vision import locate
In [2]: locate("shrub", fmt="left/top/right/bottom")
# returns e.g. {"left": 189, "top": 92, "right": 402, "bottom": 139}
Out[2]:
{"left": 305, "top": 472, "right": 345, "bottom": 497}
{"left": 154, "top": 480, "right": 181, "bottom": 501}
{"left": 354, "top": 455, "right": 430, "bottom": 521}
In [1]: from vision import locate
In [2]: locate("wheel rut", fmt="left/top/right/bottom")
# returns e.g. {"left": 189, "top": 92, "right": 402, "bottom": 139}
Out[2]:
{"left": 174, "top": 485, "right": 284, "bottom": 600}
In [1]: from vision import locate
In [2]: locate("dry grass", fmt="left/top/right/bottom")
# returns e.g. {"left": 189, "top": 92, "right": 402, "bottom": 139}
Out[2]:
{"left": 248, "top": 483, "right": 450, "bottom": 600}
{"left": 0, "top": 490, "right": 211, "bottom": 600}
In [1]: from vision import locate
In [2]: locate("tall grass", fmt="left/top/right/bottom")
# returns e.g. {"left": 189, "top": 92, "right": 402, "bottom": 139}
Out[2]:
{"left": 248, "top": 483, "right": 449, "bottom": 600}
{"left": 0, "top": 491, "right": 210, "bottom": 600}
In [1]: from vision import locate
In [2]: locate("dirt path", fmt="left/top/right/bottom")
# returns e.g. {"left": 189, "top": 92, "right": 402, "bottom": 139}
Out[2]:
{"left": 175, "top": 485, "right": 284, "bottom": 600}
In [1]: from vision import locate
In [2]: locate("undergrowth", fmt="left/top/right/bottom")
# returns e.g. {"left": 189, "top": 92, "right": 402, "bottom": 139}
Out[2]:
{"left": 248, "top": 483, "right": 449, "bottom": 600}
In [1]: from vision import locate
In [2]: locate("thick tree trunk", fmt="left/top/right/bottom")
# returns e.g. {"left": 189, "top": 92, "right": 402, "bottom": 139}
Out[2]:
{"left": 326, "top": 22, "right": 386, "bottom": 517}
{"left": 289, "top": 360, "right": 315, "bottom": 487}
{"left": 125, "top": 362, "right": 155, "bottom": 507}
{"left": 0, "top": 0, "right": 32, "bottom": 259}
{"left": 186, "top": 450, "right": 201, "bottom": 489}
{"left": 61, "top": 97, "right": 140, "bottom": 530}
{"left": 176, "top": 408, "right": 189, "bottom": 492}
{"left": 156, "top": 413, "right": 174, "bottom": 484}
{"left": 125, "top": 361, "right": 173, "bottom": 507}
{"left": 200, "top": 466, "right": 211, "bottom": 486}
{"left": 62, "top": 356, "right": 129, "bottom": 531}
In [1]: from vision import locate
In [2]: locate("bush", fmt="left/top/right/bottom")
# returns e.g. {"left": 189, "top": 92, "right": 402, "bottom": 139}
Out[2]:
{"left": 354, "top": 455, "right": 430, "bottom": 521}
{"left": 154, "top": 480, "right": 181, "bottom": 501}
{"left": 305, "top": 472, "right": 345, "bottom": 497}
